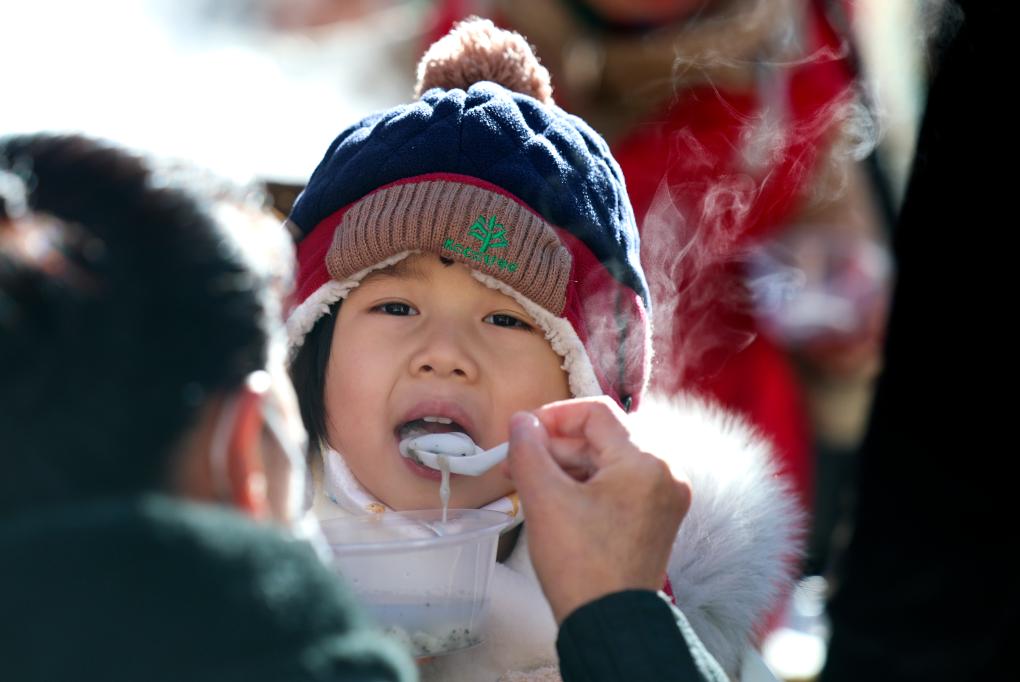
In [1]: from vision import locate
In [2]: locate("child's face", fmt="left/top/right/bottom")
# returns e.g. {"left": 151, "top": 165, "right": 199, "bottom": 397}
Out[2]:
{"left": 323, "top": 254, "right": 571, "bottom": 510}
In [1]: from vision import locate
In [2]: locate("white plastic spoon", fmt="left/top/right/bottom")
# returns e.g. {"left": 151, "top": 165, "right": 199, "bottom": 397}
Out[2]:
{"left": 399, "top": 432, "right": 509, "bottom": 477}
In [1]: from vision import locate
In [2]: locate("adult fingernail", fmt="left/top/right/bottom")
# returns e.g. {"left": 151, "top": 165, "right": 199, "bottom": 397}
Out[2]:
{"left": 510, "top": 412, "right": 540, "bottom": 438}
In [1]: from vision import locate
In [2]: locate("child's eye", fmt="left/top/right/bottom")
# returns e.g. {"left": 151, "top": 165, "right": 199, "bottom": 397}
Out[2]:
{"left": 372, "top": 301, "right": 418, "bottom": 316}
{"left": 484, "top": 313, "right": 533, "bottom": 331}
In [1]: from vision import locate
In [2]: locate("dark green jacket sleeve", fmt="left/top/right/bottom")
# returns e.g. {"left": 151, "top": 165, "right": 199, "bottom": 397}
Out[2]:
{"left": 0, "top": 496, "right": 418, "bottom": 682}
{"left": 557, "top": 590, "right": 728, "bottom": 682}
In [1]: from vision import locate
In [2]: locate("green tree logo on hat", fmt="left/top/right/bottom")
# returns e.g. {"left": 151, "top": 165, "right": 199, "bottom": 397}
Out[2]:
{"left": 469, "top": 215, "right": 510, "bottom": 254}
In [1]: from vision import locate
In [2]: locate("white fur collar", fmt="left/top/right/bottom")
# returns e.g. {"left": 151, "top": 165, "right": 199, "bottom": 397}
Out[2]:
{"left": 634, "top": 393, "right": 804, "bottom": 677}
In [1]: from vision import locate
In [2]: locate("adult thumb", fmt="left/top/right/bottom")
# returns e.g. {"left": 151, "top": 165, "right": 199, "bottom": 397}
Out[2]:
{"left": 507, "top": 412, "right": 571, "bottom": 501}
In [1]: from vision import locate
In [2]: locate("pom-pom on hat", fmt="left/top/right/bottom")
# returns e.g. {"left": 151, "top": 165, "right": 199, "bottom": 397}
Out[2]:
{"left": 287, "top": 18, "right": 652, "bottom": 410}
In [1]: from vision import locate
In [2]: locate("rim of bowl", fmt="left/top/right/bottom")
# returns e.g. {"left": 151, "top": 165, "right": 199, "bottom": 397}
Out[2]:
{"left": 321, "top": 508, "right": 514, "bottom": 554}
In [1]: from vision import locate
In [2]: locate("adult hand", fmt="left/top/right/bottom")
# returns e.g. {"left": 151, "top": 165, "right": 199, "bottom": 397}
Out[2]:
{"left": 503, "top": 397, "right": 692, "bottom": 624}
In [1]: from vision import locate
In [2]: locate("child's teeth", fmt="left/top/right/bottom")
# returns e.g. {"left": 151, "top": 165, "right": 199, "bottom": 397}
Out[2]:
{"left": 423, "top": 416, "right": 453, "bottom": 424}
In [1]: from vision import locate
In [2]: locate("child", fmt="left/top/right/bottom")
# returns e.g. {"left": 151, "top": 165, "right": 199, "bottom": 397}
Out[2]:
{"left": 286, "top": 19, "right": 800, "bottom": 681}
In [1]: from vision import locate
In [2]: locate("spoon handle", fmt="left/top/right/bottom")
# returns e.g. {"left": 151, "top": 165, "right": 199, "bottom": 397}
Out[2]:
{"left": 444, "top": 442, "right": 509, "bottom": 476}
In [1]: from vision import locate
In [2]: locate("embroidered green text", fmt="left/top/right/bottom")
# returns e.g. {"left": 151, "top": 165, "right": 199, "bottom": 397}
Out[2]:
{"left": 443, "top": 214, "right": 519, "bottom": 273}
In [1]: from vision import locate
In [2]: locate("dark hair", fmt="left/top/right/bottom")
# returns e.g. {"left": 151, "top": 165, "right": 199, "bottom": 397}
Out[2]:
{"left": 0, "top": 134, "right": 286, "bottom": 514}
{"left": 289, "top": 302, "right": 339, "bottom": 456}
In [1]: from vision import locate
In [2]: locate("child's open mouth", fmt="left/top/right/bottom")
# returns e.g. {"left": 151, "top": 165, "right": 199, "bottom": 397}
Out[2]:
{"left": 395, "top": 417, "right": 471, "bottom": 442}
{"left": 395, "top": 416, "right": 476, "bottom": 481}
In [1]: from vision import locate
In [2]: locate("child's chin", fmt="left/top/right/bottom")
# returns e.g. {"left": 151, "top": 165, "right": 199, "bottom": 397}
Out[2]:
{"left": 385, "top": 485, "right": 498, "bottom": 513}
{"left": 383, "top": 482, "right": 454, "bottom": 511}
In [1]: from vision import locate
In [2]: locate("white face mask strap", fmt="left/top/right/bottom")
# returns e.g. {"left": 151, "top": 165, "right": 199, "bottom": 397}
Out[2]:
{"left": 259, "top": 399, "right": 306, "bottom": 523}
{"left": 258, "top": 397, "right": 330, "bottom": 560}
{"left": 209, "top": 393, "right": 243, "bottom": 503}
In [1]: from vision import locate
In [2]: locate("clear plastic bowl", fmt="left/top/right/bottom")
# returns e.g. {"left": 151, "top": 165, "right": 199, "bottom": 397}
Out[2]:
{"left": 320, "top": 509, "right": 512, "bottom": 657}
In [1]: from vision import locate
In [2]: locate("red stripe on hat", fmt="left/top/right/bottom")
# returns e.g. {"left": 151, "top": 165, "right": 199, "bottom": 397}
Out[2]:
{"left": 292, "top": 207, "right": 346, "bottom": 315}
{"left": 370, "top": 172, "right": 548, "bottom": 217}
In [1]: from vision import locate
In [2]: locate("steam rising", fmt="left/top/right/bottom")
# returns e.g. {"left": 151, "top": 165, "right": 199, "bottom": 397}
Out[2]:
{"left": 636, "top": 0, "right": 900, "bottom": 393}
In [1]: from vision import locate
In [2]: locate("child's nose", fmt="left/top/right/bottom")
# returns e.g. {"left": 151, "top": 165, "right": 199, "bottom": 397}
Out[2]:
{"left": 409, "top": 327, "right": 479, "bottom": 381}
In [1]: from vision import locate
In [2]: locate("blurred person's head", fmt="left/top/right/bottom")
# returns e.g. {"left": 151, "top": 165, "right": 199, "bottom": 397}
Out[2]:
{"left": 0, "top": 134, "right": 307, "bottom": 524}
{"left": 568, "top": 0, "right": 713, "bottom": 26}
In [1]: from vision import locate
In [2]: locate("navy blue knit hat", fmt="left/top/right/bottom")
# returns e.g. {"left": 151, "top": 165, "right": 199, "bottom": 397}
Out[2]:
{"left": 287, "top": 18, "right": 652, "bottom": 409}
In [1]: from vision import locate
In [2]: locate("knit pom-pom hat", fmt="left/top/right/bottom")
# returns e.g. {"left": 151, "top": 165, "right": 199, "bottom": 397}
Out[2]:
{"left": 286, "top": 18, "right": 651, "bottom": 410}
